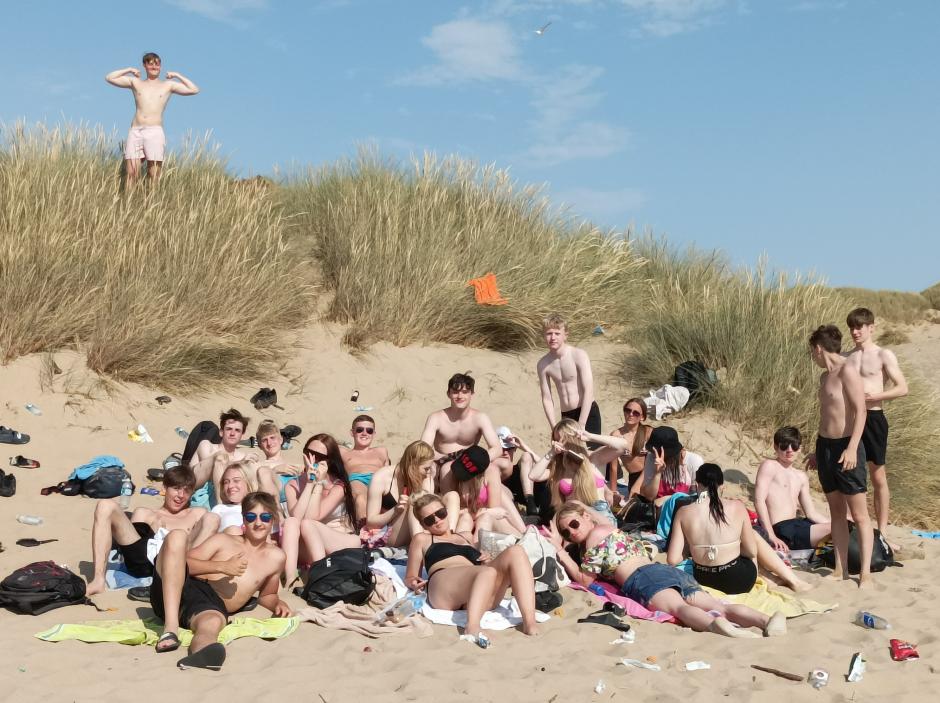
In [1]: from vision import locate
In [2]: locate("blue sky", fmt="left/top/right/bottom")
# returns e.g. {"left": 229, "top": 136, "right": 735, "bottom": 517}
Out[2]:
{"left": 3, "top": 0, "right": 937, "bottom": 291}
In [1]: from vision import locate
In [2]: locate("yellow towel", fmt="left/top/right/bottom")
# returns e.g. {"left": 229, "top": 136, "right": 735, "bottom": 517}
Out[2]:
{"left": 35, "top": 616, "right": 299, "bottom": 646}
{"left": 703, "top": 577, "right": 835, "bottom": 617}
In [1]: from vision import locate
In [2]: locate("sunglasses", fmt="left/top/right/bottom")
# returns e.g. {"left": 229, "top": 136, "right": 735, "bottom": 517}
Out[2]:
{"left": 243, "top": 511, "right": 274, "bottom": 524}
{"left": 421, "top": 507, "right": 448, "bottom": 527}
{"left": 304, "top": 449, "right": 329, "bottom": 463}
{"left": 623, "top": 408, "right": 643, "bottom": 418}
{"left": 559, "top": 519, "right": 580, "bottom": 542}
{"left": 353, "top": 426, "right": 375, "bottom": 435}
{"left": 777, "top": 441, "right": 801, "bottom": 452}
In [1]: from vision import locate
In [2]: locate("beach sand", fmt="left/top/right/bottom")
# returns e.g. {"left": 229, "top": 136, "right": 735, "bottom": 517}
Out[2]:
{"left": 1, "top": 323, "right": 937, "bottom": 702}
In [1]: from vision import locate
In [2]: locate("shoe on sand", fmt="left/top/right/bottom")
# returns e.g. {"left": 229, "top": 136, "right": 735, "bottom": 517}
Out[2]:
{"left": 178, "top": 642, "right": 226, "bottom": 670}
{"left": 0, "top": 427, "right": 30, "bottom": 445}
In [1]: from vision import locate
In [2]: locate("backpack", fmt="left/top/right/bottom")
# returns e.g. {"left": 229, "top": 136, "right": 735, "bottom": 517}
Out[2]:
{"left": 617, "top": 495, "right": 657, "bottom": 533}
{"left": 81, "top": 466, "right": 133, "bottom": 499}
{"left": 0, "top": 469, "right": 15, "bottom": 497}
{"left": 294, "top": 548, "right": 375, "bottom": 609}
{"left": 673, "top": 361, "right": 716, "bottom": 402}
{"left": 0, "top": 561, "right": 97, "bottom": 615}
{"left": 813, "top": 525, "right": 900, "bottom": 574}
{"left": 517, "top": 527, "right": 569, "bottom": 593}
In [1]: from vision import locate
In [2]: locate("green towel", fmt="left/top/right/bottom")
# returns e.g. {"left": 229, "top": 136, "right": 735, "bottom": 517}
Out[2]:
{"left": 35, "top": 616, "right": 299, "bottom": 646}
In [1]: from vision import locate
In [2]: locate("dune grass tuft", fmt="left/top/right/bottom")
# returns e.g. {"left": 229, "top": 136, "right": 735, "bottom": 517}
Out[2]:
{"left": 836, "top": 287, "right": 931, "bottom": 325}
{"left": 0, "top": 122, "right": 314, "bottom": 389}
{"left": 922, "top": 282, "right": 940, "bottom": 310}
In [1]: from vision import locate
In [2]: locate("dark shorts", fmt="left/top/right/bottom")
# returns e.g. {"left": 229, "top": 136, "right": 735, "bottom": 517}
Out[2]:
{"left": 816, "top": 436, "right": 867, "bottom": 495}
{"left": 692, "top": 556, "right": 757, "bottom": 595}
{"left": 150, "top": 568, "right": 228, "bottom": 630}
{"left": 862, "top": 409, "right": 889, "bottom": 466}
{"left": 621, "top": 562, "right": 701, "bottom": 608}
{"left": 117, "top": 522, "right": 156, "bottom": 578}
{"left": 773, "top": 517, "right": 816, "bottom": 550}
{"left": 561, "top": 401, "right": 602, "bottom": 435}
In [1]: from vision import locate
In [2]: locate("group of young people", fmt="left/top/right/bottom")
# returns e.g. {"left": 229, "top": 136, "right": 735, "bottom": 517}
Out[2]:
{"left": 84, "top": 308, "right": 906, "bottom": 668}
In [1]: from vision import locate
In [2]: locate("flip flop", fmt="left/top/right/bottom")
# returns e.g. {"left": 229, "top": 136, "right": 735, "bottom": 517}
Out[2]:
{"left": 155, "top": 395, "right": 172, "bottom": 405}
{"left": 0, "top": 427, "right": 30, "bottom": 445}
{"left": 162, "top": 453, "right": 182, "bottom": 471}
{"left": 16, "top": 538, "right": 58, "bottom": 547}
{"left": 280, "top": 424, "right": 302, "bottom": 441}
{"left": 177, "top": 642, "right": 226, "bottom": 670}
{"left": 10, "top": 455, "right": 40, "bottom": 469}
{"left": 128, "top": 586, "right": 151, "bottom": 602}
{"left": 577, "top": 610, "right": 632, "bottom": 633}
{"left": 234, "top": 596, "right": 258, "bottom": 614}
{"left": 155, "top": 631, "right": 181, "bottom": 653}
{"left": 147, "top": 468, "right": 166, "bottom": 481}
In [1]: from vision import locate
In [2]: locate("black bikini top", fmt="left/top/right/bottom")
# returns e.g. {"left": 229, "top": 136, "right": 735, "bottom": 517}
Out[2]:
{"left": 425, "top": 535, "right": 482, "bottom": 570}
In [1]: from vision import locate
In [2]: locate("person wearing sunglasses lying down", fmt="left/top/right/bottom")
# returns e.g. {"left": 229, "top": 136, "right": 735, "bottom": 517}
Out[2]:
{"left": 549, "top": 502, "right": 787, "bottom": 639}
{"left": 404, "top": 493, "right": 540, "bottom": 647}
{"left": 150, "top": 492, "right": 291, "bottom": 670}
{"left": 340, "top": 414, "right": 391, "bottom": 524}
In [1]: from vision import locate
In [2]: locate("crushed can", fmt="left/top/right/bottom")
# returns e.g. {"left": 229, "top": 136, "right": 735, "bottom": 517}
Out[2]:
{"left": 808, "top": 668, "right": 829, "bottom": 689}
{"left": 890, "top": 639, "right": 920, "bottom": 662}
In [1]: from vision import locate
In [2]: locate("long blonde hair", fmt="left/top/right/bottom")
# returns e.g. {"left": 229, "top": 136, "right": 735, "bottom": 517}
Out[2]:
{"left": 549, "top": 419, "right": 600, "bottom": 509}
{"left": 395, "top": 440, "right": 434, "bottom": 495}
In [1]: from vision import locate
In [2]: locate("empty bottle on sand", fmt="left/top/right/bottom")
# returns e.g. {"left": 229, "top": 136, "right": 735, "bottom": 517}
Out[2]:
{"left": 854, "top": 611, "right": 890, "bottom": 630}
{"left": 119, "top": 477, "right": 134, "bottom": 510}
{"left": 17, "top": 515, "right": 43, "bottom": 525}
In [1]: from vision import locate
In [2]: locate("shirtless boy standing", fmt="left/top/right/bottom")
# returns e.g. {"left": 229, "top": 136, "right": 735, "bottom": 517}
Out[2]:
{"left": 754, "top": 426, "right": 831, "bottom": 553}
{"left": 808, "top": 324, "right": 873, "bottom": 587}
{"left": 151, "top": 492, "right": 290, "bottom": 670}
{"left": 86, "top": 467, "right": 209, "bottom": 595}
{"left": 340, "top": 414, "right": 391, "bottom": 521}
{"left": 105, "top": 52, "right": 199, "bottom": 185}
{"left": 845, "top": 308, "right": 908, "bottom": 539}
{"left": 537, "top": 314, "right": 600, "bottom": 435}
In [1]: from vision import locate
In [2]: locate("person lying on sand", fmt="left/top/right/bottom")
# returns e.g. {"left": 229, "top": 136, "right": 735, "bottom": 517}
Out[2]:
{"left": 551, "top": 502, "right": 786, "bottom": 638}
{"left": 754, "top": 426, "right": 831, "bottom": 553}
{"left": 451, "top": 446, "right": 527, "bottom": 537}
{"left": 150, "top": 491, "right": 290, "bottom": 670}
{"left": 86, "top": 466, "right": 209, "bottom": 596}
{"left": 365, "top": 440, "right": 438, "bottom": 547}
{"left": 405, "top": 493, "right": 540, "bottom": 648}
{"left": 340, "top": 414, "right": 391, "bottom": 523}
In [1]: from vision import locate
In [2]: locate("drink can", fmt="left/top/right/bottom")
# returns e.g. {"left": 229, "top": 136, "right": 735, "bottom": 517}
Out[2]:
{"left": 808, "top": 669, "right": 828, "bottom": 689}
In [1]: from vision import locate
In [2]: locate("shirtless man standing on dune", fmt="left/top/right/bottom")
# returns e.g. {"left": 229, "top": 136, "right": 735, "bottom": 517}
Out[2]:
{"left": 105, "top": 52, "right": 199, "bottom": 185}
{"left": 807, "top": 324, "right": 873, "bottom": 588}
{"left": 537, "top": 313, "right": 601, "bottom": 439}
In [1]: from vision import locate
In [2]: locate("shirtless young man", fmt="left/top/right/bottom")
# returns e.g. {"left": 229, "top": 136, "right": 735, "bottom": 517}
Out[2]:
{"left": 151, "top": 492, "right": 290, "bottom": 670}
{"left": 86, "top": 467, "right": 209, "bottom": 595}
{"left": 105, "top": 52, "right": 199, "bottom": 185}
{"left": 339, "top": 415, "right": 391, "bottom": 522}
{"left": 189, "top": 409, "right": 255, "bottom": 507}
{"left": 807, "top": 324, "right": 873, "bottom": 587}
{"left": 845, "top": 308, "right": 909, "bottom": 540}
{"left": 754, "top": 426, "right": 831, "bottom": 553}
{"left": 536, "top": 314, "right": 601, "bottom": 436}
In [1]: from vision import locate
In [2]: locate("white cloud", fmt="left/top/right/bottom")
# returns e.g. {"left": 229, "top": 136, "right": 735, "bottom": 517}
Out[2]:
{"left": 397, "top": 19, "right": 525, "bottom": 85}
{"left": 163, "top": 0, "right": 267, "bottom": 24}
{"left": 555, "top": 185, "right": 648, "bottom": 222}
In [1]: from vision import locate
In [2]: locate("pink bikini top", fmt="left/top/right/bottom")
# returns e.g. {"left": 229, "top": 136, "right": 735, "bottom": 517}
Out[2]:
{"left": 558, "top": 475, "right": 606, "bottom": 497}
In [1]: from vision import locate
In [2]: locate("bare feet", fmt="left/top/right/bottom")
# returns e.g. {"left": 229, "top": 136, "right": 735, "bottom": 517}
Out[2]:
{"left": 522, "top": 621, "right": 542, "bottom": 636}
{"left": 764, "top": 611, "right": 787, "bottom": 637}
{"left": 789, "top": 577, "right": 814, "bottom": 593}
{"left": 86, "top": 577, "right": 107, "bottom": 596}
{"left": 858, "top": 576, "right": 874, "bottom": 590}
{"left": 708, "top": 616, "right": 760, "bottom": 638}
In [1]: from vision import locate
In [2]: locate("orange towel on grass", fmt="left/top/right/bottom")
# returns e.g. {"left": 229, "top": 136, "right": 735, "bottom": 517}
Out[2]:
{"left": 466, "top": 272, "right": 508, "bottom": 305}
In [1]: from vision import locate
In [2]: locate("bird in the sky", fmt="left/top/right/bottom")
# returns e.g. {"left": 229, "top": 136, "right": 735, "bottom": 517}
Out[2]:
{"left": 535, "top": 22, "right": 552, "bottom": 36}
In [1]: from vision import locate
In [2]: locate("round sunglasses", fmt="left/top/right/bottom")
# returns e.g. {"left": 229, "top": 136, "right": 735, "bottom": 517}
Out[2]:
{"left": 559, "top": 518, "right": 580, "bottom": 542}
{"left": 353, "top": 426, "right": 375, "bottom": 435}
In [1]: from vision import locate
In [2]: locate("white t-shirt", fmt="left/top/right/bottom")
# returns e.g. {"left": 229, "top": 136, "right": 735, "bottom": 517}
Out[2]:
{"left": 211, "top": 503, "right": 243, "bottom": 531}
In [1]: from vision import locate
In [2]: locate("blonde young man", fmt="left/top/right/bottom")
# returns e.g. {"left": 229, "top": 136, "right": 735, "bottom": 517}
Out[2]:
{"left": 536, "top": 314, "right": 600, "bottom": 435}
{"left": 340, "top": 414, "right": 391, "bottom": 522}
{"left": 845, "top": 308, "right": 908, "bottom": 542}
{"left": 105, "top": 52, "right": 199, "bottom": 185}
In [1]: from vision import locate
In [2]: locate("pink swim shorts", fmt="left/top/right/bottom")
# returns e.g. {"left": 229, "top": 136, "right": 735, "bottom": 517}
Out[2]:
{"left": 124, "top": 125, "right": 166, "bottom": 161}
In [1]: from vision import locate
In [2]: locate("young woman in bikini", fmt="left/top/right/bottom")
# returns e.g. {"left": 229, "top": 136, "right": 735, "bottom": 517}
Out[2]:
{"left": 607, "top": 398, "right": 653, "bottom": 492}
{"left": 451, "top": 446, "right": 526, "bottom": 537}
{"left": 549, "top": 502, "right": 786, "bottom": 638}
{"left": 404, "top": 493, "right": 540, "bottom": 647}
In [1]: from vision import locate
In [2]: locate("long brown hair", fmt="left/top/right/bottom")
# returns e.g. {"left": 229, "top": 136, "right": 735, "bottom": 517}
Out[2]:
{"left": 395, "top": 440, "right": 434, "bottom": 496}
{"left": 623, "top": 397, "right": 651, "bottom": 458}
{"left": 548, "top": 419, "right": 600, "bottom": 509}
{"left": 304, "top": 433, "right": 358, "bottom": 527}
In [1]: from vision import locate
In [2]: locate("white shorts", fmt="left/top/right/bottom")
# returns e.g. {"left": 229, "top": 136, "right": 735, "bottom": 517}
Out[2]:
{"left": 124, "top": 125, "right": 165, "bottom": 161}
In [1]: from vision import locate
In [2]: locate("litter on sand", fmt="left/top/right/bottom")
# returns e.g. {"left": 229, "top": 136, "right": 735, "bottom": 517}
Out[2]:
{"left": 619, "top": 658, "right": 661, "bottom": 671}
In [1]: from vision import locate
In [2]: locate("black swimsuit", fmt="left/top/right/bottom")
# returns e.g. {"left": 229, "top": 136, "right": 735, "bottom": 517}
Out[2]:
{"left": 424, "top": 535, "right": 482, "bottom": 608}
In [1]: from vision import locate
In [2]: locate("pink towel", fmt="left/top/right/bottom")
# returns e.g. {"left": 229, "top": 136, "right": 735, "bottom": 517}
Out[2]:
{"left": 568, "top": 581, "right": 677, "bottom": 624}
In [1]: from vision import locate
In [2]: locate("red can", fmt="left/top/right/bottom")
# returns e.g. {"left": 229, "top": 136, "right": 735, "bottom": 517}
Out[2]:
{"left": 889, "top": 639, "right": 919, "bottom": 661}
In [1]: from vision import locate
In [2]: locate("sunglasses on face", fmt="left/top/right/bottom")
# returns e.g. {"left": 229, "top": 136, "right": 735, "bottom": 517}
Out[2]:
{"left": 304, "top": 449, "right": 329, "bottom": 463}
{"left": 623, "top": 408, "right": 643, "bottom": 418}
{"left": 777, "top": 441, "right": 801, "bottom": 452}
{"left": 243, "top": 512, "right": 273, "bottom": 524}
{"left": 420, "top": 507, "right": 448, "bottom": 527}
{"left": 559, "top": 519, "right": 580, "bottom": 542}
{"left": 353, "top": 426, "right": 375, "bottom": 435}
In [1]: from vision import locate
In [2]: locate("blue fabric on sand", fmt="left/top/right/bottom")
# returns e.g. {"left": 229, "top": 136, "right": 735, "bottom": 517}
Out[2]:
{"left": 656, "top": 492, "right": 691, "bottom": 539}
{"left": 189, "top": 480, "right": 216, "bottom": 509}
{"left": 912, "top": 530, "right": 940, "bottom": 539}
{"left": 69, "top": 455, "right": 125, "bottom": 481}
{"left": 105, "top": 550, "right": 152, "bottom": 590}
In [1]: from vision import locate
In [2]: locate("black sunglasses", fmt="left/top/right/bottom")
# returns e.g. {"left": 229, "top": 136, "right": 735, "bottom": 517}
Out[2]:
{"left": 243, "top": 511, "right": 273, "bottom": 524}
{"left": 353, "top": 426, "right": 375, "bottom": 435}
{"left": 304, "top": 449, "right": 329, "bottom": 463}
{"left": 421, "top": 507, "right": 448, "bottom": 527}
{"left": 623, "top": 408, "right": 643, "bottom": 418}
{"left": 559, "top": 519, "right": 580, "bottom": 541}
{"left": 777, "top": 441, "right": 801, "bottom": 452}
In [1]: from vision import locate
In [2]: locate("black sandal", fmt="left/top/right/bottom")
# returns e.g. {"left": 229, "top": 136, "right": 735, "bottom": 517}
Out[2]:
{"left": 577, "top": 610, "right": 632, "bottom": 633}
{"left": 155, "top": 631, "right": 181, "bottom": 653}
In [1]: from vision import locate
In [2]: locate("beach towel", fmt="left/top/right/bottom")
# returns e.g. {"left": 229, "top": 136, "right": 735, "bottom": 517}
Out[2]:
{"left": 911, "top": 530, "right": 940, "bottom": 539}
{"left": 466, "top": 272, "right": 508, "bottom": 305}
{"left": 643, "top": 385, "right": 689, "bottom": 421}
{"left": 68, "top": 455, "right": 125, "bottom": 481}
{"left": 104, "top": 550, "right": 151, "bottom": 590}
{"left": 35, "top": 616, "right": 298, "bottom": 646}
{"left": 569, "top": 581, "right": 678, "bottom": 624}
{"left": 702, "top": 577, "right": 835, "bottom": 618}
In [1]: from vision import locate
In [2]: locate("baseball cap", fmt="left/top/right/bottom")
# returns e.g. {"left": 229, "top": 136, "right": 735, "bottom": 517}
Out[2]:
{"left": 450, "top": 445, "right": 490, "bottom": 482}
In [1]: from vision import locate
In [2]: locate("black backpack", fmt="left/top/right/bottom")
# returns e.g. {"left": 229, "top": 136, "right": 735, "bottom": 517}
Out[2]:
{"left": 674, "top": 361, "right": 716, "bottom": 402}
{"left": 0, "top": 561, "right": 97, "bottom": 615}
{"left": 81, "top": 466, "right": 133, "bottom": 499}
{"left": 814, "top": 525, "right": 900, "bottom": 574}
{"left": 0, "top": 469, "right": 15, "bottom": 497}
{"left": 293, "top": 548, "right": 375, "bottom": 609}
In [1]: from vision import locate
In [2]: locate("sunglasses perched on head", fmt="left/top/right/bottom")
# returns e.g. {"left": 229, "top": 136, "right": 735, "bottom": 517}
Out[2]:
{"left": 559, "top": 519, "right": 580, "bottom": 541}
{"left": 304, "top": 449, "right": 329, "bottom": 463}
{"left": 777, "top": 441, "right": 801, "bottom": 452}
{"left": 243, "top": 511, "right": 274, "bottom": 524}
{"left": 421, "top": 507, "right": 448, "bottom": 527}
{"left": 353, "top": 426, "right": 375, "bottom": 435}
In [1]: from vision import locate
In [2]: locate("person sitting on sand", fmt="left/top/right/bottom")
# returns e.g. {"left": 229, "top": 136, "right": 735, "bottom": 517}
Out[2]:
{"left": 495, "top": 427, "right": 548, "bottom": 518}
{"left": 87, "top": 466, "right": 210, "bottom": 596}
{"left": 667, "top": 464, "right": 760, "bottom": 595}
{"left": 636, "top": 426, "right": 705, "bottom": 504}
{"left": 207, "top": 463, "right": 254, "bottom": 534}
{"left": 186, "top": 408, "right": 253, "bottom": 507}
{"left": 754, "top": 426, "right": 831, "bottom": 553}
{"left": 607, "top": 398, "right": 653, "bottom": 492}
{"left": 404, "top": 493, "right": 540, "bottom": 648}
{"left": 420, "top": 373, "right": 504, "bottom": 490}
{"left": 451, "top": 446, "right": 527, "bottom": 537}
{"left": 365, "top": 440, "right": 440, "bottom": 547}
{"left": 251, "top": 420, "right": 298, "bottom": 507}
{"left": 150, "top": 492, "right": 291, "bottom": 670}
{"left": 550, "top": 502, "right": 786, "bottom": 638}
{"left": 340, "top": 414, "right": 391, "bottom": 523}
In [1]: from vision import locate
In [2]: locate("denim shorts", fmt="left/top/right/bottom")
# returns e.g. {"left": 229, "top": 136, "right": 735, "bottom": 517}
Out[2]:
{"left": 621, "top": 562, "right": 701, "bottom": 608}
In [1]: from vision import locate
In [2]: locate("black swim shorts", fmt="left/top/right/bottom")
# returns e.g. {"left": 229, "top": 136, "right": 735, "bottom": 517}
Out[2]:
{"left": 150, "top": 568, "right": 229, "bottom": 630}
{"left": 561, "top": 401, "right": 602, "bottom": 435}
{"left": 861, "top": 409, "right": 889, "bottom": 466}
{"left": 815, "top": 435, "right": 867, "bottom": 495}
{"left": 772, "top": 517, "right": 815, "bottom": 550}
{"left": 118, "top": 522, "right": 156, "bottom": 578}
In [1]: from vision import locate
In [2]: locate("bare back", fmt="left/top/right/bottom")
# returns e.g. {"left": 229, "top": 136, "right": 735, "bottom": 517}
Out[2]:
{"left": 818, "top": 361, "right": 859, "bottom": 439}
{"left": 676, "top": 499, "right": 750, "bottom": 565}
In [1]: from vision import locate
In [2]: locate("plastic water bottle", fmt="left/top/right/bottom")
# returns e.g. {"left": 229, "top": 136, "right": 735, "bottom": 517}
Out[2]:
{"left": 25, "top": 403, "right": 42, "bottom": 415}
{"left": 854, "top": 610, "right": 890, "bottom": 630}
{"left": 380, "top": 592, "right": 427, "bottom": 623}
{"left": 588, "top": 582, "right": 606, "bottom": 596}
{"left": 119, "top": 477, "right": 134, "bottom": 510}
{"left": 17, "top": 515, "right": 43, "bottom": 525}
{"left": 175, "top": 427, "right": 189, "bottom": 439}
